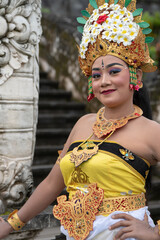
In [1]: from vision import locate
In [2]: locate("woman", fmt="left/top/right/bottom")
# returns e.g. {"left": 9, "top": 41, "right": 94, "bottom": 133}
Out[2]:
{"left": 0, "top": 0, "right": 160, "bottom": 239}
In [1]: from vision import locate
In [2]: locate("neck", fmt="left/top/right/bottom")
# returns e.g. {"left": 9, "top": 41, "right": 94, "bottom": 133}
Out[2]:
{"left": 104, "top": 102, "right": 135, "bottom": 120}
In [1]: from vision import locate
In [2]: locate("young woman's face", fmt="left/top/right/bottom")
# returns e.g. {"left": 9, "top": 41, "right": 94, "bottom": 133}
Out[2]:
{"left": 92, "top": 55, "right": 133, "bottom": 108}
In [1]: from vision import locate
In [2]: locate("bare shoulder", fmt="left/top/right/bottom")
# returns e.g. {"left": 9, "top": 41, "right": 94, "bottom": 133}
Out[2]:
{"left": 75, "top": 113, "right": 96, "bottom": 127}
{"left": 72, "top": 113, "right": 97, "bottom": 141}
{"left": 139, "top": 116, "right": 160, "bottom": 163}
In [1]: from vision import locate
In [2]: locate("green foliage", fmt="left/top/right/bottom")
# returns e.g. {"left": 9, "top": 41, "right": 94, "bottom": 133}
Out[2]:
{"left": 81, "top": 10, "right": 90, "bottom": 18}
{"left": 138, "top": 22, "right": 150, "bottom": 28}
{"left": 77, "top": 17, "right": 87, "bottom": 24}
{"left": 89, "top": 0, "right": 98, "bottom": 9}
{"left": 132, "top": 8, "right": 143, "bottom": 17}
{"left": 125, "top": 0, "right": 132, "bottom": 8}
{"left": 142, "top": 28, "right": 152, "bottom": 35}
{"left": 114, "top": 0, "right": 119, "bottom": 5}
{"left": 77, "top": 26, "right": 84, "bottom": 34}
{"left": 145, "top": 37, "right": 154, "bottom": 43}
{"left": 42, "top": 8, "right": 51, "bottom": 14}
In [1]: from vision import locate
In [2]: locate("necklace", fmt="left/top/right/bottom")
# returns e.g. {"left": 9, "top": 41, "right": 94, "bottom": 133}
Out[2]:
{"left": 70, "top": 105, "right": 143, "bottom": 167}
{"left": 93, "top": 105, "right": 143, "bottom": 138}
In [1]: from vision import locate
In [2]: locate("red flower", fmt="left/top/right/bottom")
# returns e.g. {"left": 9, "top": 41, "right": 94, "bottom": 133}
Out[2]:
{"left": 97, "top": 14, "right": 108, "bottom": 24}
{"left": 129, "top": 84, "right": 134, "bottom": 90}
{"left": 134, "top": 85, "right": 140, "bottom": 91}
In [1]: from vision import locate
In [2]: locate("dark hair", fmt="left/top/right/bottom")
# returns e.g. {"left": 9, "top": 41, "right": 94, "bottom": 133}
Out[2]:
{"left": 133, "top": 83, "right": 152, "bottom": 195}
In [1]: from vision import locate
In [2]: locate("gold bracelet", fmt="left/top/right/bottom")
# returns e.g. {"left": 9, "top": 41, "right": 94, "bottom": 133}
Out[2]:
{"left": 7, "top": 210, "right": 25, "bottom": 231}
{"left": 157, "top": 220, "right": 160, "bottom": 235}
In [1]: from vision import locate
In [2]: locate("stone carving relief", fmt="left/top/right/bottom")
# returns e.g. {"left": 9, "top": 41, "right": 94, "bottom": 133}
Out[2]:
{"left": 0, "top": 0, "right": 42, "bottom": 85}
{"left": 0, "top": 0, "right": 42, "bottom": 213}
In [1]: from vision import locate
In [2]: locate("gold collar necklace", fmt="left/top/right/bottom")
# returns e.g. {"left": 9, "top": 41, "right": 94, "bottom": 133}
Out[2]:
{"left": 70, "top": 105, "right": 143, "bottom": 167}
{"left": 93, "top": 104, "right": 143, "bottom": 138}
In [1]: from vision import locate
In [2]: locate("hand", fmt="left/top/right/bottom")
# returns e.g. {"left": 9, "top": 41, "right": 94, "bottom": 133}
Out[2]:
{"left": 109, "top": 213, "right": 160, "bottom": 240}
{"left": 0, "top": 217, "right": 13, "bottom": 239}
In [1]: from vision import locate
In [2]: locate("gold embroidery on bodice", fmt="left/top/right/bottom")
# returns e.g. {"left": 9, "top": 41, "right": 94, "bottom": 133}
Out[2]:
{"left": 70, "top": 167, "right": 90, "bottom": 184}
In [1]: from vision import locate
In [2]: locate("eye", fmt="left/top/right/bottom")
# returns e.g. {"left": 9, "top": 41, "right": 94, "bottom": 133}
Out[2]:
{"left": 92, "top": 73, "right": 101, "bottom": 80}
{"left": 109, "top": 68, "right": 121, "bottom": 75}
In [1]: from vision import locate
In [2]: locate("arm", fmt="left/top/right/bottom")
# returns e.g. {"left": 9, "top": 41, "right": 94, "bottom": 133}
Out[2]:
{"left": 0, "top": 163, "right": 65, "bottom": 239}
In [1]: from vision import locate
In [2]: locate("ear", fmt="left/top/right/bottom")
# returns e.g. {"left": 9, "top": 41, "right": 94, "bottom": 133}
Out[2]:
{"left": 136, "top": 68, "right": 143, "bottom": 82}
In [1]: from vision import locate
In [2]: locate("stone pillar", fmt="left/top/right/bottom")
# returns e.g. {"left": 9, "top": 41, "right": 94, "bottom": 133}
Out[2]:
{"left": 0, "top": 0, "right": 42, "bottom": 214}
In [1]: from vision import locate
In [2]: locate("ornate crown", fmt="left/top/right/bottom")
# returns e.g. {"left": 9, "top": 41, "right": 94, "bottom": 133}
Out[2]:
{"left": 77, "top": 0, "right": 157, "bottom": 78}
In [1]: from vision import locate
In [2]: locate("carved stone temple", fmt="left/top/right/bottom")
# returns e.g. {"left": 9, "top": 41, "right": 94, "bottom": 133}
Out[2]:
{"left": 0, "top": 0, "right": 42, "bottom": 214}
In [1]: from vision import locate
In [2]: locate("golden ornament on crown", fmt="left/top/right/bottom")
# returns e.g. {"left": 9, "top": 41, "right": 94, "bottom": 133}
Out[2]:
{"left": 77, "top": 0, "right": 157, "bottom": 78}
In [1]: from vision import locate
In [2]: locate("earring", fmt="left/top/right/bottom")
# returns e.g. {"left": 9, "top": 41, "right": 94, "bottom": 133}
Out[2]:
{"left": 87, "top": 76, "right": 95, "bottom": 102}
{"left": 129, "top": 66, "right": 143, "bottom": 91}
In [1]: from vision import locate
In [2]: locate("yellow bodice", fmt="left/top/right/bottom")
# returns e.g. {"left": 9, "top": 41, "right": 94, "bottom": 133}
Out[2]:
{"left": 60, "top": 140, "right": 150, "bottom": 200}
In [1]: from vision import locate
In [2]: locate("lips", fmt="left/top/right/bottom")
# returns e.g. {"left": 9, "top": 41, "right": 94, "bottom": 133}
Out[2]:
{"left": 101, "top": 89, "right": 116, "bottom": 95}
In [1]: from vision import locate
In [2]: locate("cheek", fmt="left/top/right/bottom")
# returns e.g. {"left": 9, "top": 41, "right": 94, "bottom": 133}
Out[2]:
{"left": 114, "top": 72, "right": 130, "bottom": 87}
{"left": 92, "top": 80, "right": 100, "bottom": 92}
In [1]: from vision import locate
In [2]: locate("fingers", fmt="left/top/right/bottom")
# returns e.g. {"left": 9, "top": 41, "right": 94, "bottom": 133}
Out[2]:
{"left": 113, "top": 226, "right": 132, "bottom": 240}
{"left": 143, "top": 212, "right": 148, "bottom": 223}
{"left": 114, "top": 231, "right": 133, "bottom": 240}
{"left": 112, "top": 213, "right": 134, "bottom": 221}
{"left": 110, "top": 220, "right": 130, "bottom": 230}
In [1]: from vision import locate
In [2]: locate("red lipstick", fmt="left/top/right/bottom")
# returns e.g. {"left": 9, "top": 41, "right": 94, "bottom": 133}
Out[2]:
{"left": 101, "top": 89, "right": 116, "bottom": 95}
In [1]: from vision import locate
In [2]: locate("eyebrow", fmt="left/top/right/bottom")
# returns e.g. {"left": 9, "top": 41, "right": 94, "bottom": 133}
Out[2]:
{"left": 92, "top": 63, "right": 124, "bottom": 71}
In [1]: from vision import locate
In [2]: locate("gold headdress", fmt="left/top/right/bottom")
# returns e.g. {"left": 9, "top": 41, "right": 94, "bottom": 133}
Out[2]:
{"left": 77, "top": 0, "right": 157, "bottom": 101}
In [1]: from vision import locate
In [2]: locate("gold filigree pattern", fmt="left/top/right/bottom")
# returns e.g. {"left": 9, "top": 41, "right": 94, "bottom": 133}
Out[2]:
{"left": 53, "top": 183, "right": 104, "bottom": 240}
{"left": 70, "top": 144, "right": 99, "bottom": 167}
{"left": 98, "top": 193, "right": 146, "bottom": 215}
{"left": 93, "top": 105, "right": 143, "bottom": 138}
{"left": 79, "top": 30, "right": 156, "bottom": 77}
{"left": 70, "top": 167, "right": 90, "bottom": 184}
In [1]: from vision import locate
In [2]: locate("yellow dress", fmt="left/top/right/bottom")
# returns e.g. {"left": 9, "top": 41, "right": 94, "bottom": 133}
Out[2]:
{"left": 55, "top": 140, "right": 153, "bottom": 240}
{"left": 60, "top": 140, "right": 150, "bottom": 204}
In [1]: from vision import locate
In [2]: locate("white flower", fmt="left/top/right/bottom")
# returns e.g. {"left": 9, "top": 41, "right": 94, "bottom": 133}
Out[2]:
{"left": 116, "top": 33, "right": 123, "bottom": 44}
{"left": 113, "top": 4, "right": 121, "bottom": 11}
{"left": 92, "top": 9, "right": 99, "bottom": 21}
{"left": 91, "top": 28, "right": 101, "bottom": 36}
{"left": 102, "top": 22, "right": 111, "bottom": 31}
{"left": 128, "top": 30, "right": 138, "bottom": 39}
{"left": 83, "top": 36, "right": 90, "bottom": 46}
{"left": 102, "top": 30, "right": 110, "bottom": 39}
{"left": 109, "top": 12, "right": 115, "bottom": 19}
{"left": 126, "top": 11, "right": 133, "bottom": 20}
{"left": 80, "top": 42, "right": 87, "bottom": 52}
{"left": 118, "top": 22, "right": 124, "bottom": 29}
{"left": 123, "top": 36, "right": 132, "bottom": 46}
{"left": 93, "top": 21, "right": 99, "bottom": 28}
{"left": 119, "top": 7, "right": 127, "bottom": 16}
{"left": 90, "top": 35, "right": 97, "bottom": 44}
{"left": 120, "top": 28, "right": 128, "bottom": 36}
{"left": 111, "top": 18, "right": 121, "bottom": 26}
{"left": 109, "top": 33, "right": 117, "bottom": 42}
{"left": 80, "top": 50, "right": 86, "bottom": 59}
{"left": 103, "top": 10, "right": 109, "bottom": 15}
{"left": 99, "top": 3, "right": 108, "bottom": 10}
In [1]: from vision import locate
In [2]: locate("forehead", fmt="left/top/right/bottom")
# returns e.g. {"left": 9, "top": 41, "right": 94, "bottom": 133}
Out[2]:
{"left": 92, "top": 55, "right": 126, "bottom": 68}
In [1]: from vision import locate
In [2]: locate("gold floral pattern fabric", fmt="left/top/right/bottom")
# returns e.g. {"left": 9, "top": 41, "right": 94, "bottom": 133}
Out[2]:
{"left": 53, "top": 183, "right": 104, "bottom": 240}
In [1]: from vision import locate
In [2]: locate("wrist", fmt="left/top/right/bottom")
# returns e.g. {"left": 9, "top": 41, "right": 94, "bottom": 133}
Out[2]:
{"left": 7, "top": 210, "right": 25, "bottom": 231}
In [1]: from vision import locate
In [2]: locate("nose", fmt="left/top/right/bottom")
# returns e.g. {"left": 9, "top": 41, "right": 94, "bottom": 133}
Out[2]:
{"left": 101, "top": 72, "right": 111, "bottom": 87}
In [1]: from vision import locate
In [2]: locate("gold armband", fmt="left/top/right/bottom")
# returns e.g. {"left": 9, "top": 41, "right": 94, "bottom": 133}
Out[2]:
{"left": 7, "top": 210, "right": 25, "bottom": 231}
{"left": 157, "top": 220, "right": 160, "bottom": 235}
